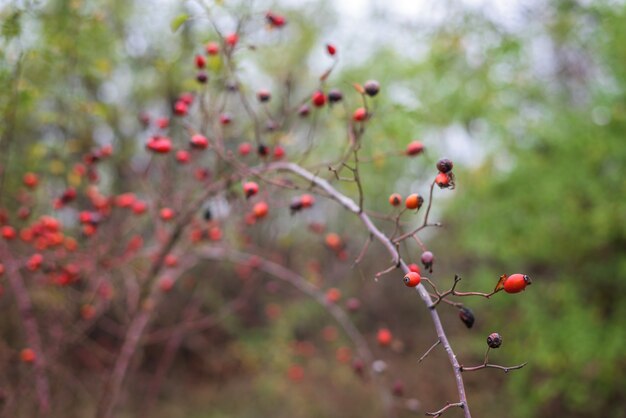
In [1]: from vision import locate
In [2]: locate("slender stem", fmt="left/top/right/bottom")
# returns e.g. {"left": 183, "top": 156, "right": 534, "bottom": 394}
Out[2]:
{"left": 262, "top": 162, "right": 472, "bottom": 418}
{"left": 426, "top": 402, "right": 465, "bottom": 417}
{"left": 418, "top": 339, "right": 442, "bottom": 363}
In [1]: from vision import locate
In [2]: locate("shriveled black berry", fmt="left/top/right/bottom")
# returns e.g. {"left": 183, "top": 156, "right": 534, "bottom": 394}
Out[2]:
{"left": 364, "top": 80, "right": 380, "bottom": 97}
{"left": 203, "top": 208, "right": 212, "bottom": 221}
{"left": 257, "top": 144, "right": 269, "bottom": 156}
{"left": 327, "top": 89, "right": 343, "bottom": 103}
{"left": 196, "top": 72, "right": 208, "bottom": 84}
{"left": 436, "top": 158, "right": 454, "bottom": 173}
{"left": 458, "top": 307, "right": 475, "bottom": 329}
{"left": 487, "top": 332, "right": 502, "bottom": 349}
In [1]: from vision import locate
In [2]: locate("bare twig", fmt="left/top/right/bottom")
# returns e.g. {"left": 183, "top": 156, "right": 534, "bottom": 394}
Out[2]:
{"left": 418, "top": 339, "right": 442, "bottom": 363}
{"left": 426, "top": 402, "right": 465, "bottom": 417}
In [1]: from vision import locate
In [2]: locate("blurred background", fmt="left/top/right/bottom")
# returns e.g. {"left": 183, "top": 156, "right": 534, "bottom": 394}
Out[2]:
{"left": 1, "top": 0, "right": 626, "bottom": 417}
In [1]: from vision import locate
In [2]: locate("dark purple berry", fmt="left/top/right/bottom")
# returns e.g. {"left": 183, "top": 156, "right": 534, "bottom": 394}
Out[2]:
{"left": 364, "top": 80, "right": 380, "bottom": 97}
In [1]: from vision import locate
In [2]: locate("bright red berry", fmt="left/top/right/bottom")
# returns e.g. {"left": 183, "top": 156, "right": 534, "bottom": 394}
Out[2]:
{"left": 190, "top": 134, "right": 209, "bottom": 149}
{"left": 273, "top": 146, "right": 285, "bottom": 160}
{"left": 173, "top": 101, "right": 188, "bottom": 116}
{"left": 195, "top": 54, "right": 206, "bottom": 69}
{"left": 326, "top": 43, "right": 337, "bottom": 56}
{"left": 146, "top": 137, "right": 172, "bottom": 154}
{"left": 160, "top": 208, "right": 175, "bottom": 221}
{"left": 20, "top": 348, "right": 36, "bottom": 364}
{"left": 503, "top": 274, "right": 532, "bottom": 293}
{"left": 408, "top": 263, "right": 421, "bottom": 274}
{"left": 23, "top": 172, "right": 39, "bottom": 189}
{"left": 312, "top": 90, "right": 326, "bottom": 107}
{"left": 300, "top": 194, "right": 315, "bottom": 208}
{"left": 205, "top": 41, "right": 219, "bottom": 56}
{"left": 435, "top": 172, "right": 451, "bottom": 188}
{"left": 225, "top": 33, "right": 239, "bottom": 47}
{"left": 176, "top": 150, "right": 190, "bottom": 163}
{"left": 353, "top": 107, "right": 367, "bottom": 122}
{"left": 403, "top": 272, "right": 421, "bottom": 287}
{"left": 253, "top": 201, "right": 269, "bottom": 219}
{"left": 238, "top": 142, "right": 252, "bottom": 156}
{"left": 2, "top": 226, "right": 16, "bottom": 240}
{"left": 377, "top": 328, "right": 392, "bottom": 347}
{"left": 243, "top": 181, "right": 259, "bottom": 199}
{"left": 325, "top": 288, "right": 342, "bottom": 303}
{"left": 406, "top": 140, "right": 424, "bottom": 156}
{"left": 265, "top": 11, "right": 286, "bottom": 28}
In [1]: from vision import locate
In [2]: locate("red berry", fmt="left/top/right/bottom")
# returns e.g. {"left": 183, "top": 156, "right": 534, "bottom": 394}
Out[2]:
{"left": 180, "top": 93, "right": 194, "bottom": 105}
{"left": 403, "top": 272, "right": 421, "bottom": 287}
{"left": 205, "top": 41, "right": 219, "bottom": 55}
{"left": 116, "top": 193, "right": 136, "bottom": 208}
{"left": 377, "top": 328, "right": 392, "bottom": 346}
{"left": 243, "top": 181, "right": 259, "bottom": 199}
{"left": 312, "top": 90, "right": 326, "bottom": 107}
{"left": 176, "top": 150, "right": 190, "bottom": 164}
{"left": 503, "top": 274, "right": 532, "bottom": 293}
{"left": 325, "top": 288, "right": 342, "bottom": 303}
{"left": 195, "top": 54, "right": 206, "bottom": 69}
{"left": 238, "top": 142, "right": 252, "bottom": 156}
{"left": 132, "top": 200, "right": 147, "bottom": 215}
{"left": 2, "top": 226, "right": 16, "bottom": 240}
{"left": 326, "top": 43, "right": 337, "bottom": 56}
{"left": 190, "top": 134, "right": 209, "bottom": 149}
{"left": 20, "top": 348, "right": 36, "bottom": 364}
{"left": 325, "top": 233, "right": 342, "bottom": 251}
{"left": 225, "top": 33, "right": 239, "bottom": 47}
{"left": 146, "top": 137, "right": 172, "bottom": 154}
{"left": 160, "top": 208, "right": 175, "bottom": 221}
{"left": 435, "top": 172, "right": 451, "bottom": 188}
{"left": 300, "top": 194, "right": 315, "bottom": 208}
{"left": 174, "top": 101, "right": 188, "bottom": 116}
{"left": 266, "top": 11, "right": 286, "bottom": 28}
{"left": 156, "top": 117, "right": 169, "bottom": 129}
{"left": 253, "top": 201, "right": 269, "bottom": 219}
{"left": 23, "top": 172, "right": 39, "bottom": 189}
{"left": 345, "top": 297, "right": 361, "bottom": 312}
{"left": 257, "top": 89, "right": 271, "bottom": 103}
{"left": 273, "top": 146, "right": 285, "bottom": 160}
{"left": 159, "top": 277, "right": 175, "bottom": 293}
{"left": 219, "top": 113, "right": 232, "bottom": 125}
{"left": 389, "top": 193, "right": 402, "bottom": 207}
{"left": 408, "top": 263, "right": 421, "bottom": 274}
{"left": 406, "top": 140, "right": 424, "bottom": 156}
{"left": 27, "top": 253, "right": 43, "bottom": 271}
{"left": 405, "top": 193, "right": 423, "bottom": 210}
{"left": 353, "top": 107, "right": 367, "bottom": 122}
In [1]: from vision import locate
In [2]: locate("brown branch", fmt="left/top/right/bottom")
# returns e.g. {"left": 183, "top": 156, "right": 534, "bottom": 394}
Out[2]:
{"left": 261, "top": 162, "right": 472, "bottom": 418}
{"left": 418, "top": 339, "right": 441, "bottom": 363}
{"left": 1, "top": 245, "right": 51, "bottom": 417}
{"left": 426, "top": 402, "right": 465, "bottom": 417}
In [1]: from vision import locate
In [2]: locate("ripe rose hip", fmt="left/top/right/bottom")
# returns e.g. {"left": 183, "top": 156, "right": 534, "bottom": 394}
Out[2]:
{"left": 377, "top": 328, "right": 392, "bottom": 347}
{"left": 325, "top": 287, "right": 342, "bottom": 303}
{"left": 345, "top": 297, "right": 361, "bottom": 312}
{"left": 300, "top": 194, "right": 315, "bottom": 208}
{"left": 20, "top": 348, "right": 36, "bottom": 364}
{"left": 132, "top": 200, "right": 147, "bottom": 215}
{"left": 159, "top": 277, "right": 175, "bottom": 293}
{"left": 436, "top": 158, "right": 454, "bottom": 173}
{"left": 156, "top": 117, "right": 169, "bottom": 129}
{"left": 273, "top": 146, "right": 285, "bottom": 160}
{"left": 435, "top": 172, "right": 451, "bottom": 188}
{"left": 1, "top": 226, "right": 16, "bottom": 240}
{"left": 146, "top": 136, "right": 172, "bottom": 154}
{"left": 195, "top": 54, "right": 206, "bottom": 69}
{"left": 219, "top": 113, "right": 232, "bottom": 125}
{"left": 225, "top": 33, "right": 239, "bottom": 47}
{"left": 408, "top": 263, "right": 420, "bottom": 274}
{"left": 364, "top": 80, "right": 380, "bottom": 97}
{"left": 190, "top": 134, "right": 209, "bottom": 149}
{"left": 174, "top": 101, "right": 188, "bottom": 116}
{"left": 406, "top": 140, "right": 424, "bottom": 156}
{"left": 205, "top": 41, "right": 219, "bottom": 55}
{"left": 253, "top": 201, "right": 269, "bottom": 219}
{"left": 265, "top": 11, "right": 286, "bottom": 28}
{"left": 325, "top": 233, "right": 342, "bottom": 251}
{"left": 176, "top": 150, "right": 190, "bottom": 164}
{"left": 23, "top": 172, "right": 39, "bottom": 188}
{"left": 353, "top": 107, "right": 367, "bottom": 122}
{"left": 160, "top": 208, "right": 175, "bottom": 221}
{"left": 405, "top": 193, "right": 423, "bottom": 210}
{"left": 487, "top": 332, "right": 502, "bottom": 349}
{"left": 503, "top": 274, "right": 532, "bottom": 293}
{"left": 312, "top": 90, "right": 326, "bottom": 107}
{"left": 238, "top": 142, "right": 252, "bottom": 156}
{"left": 243, "top": 181, "right": 259, "bottom": 199}
{"left": 326, "top": 43, "right": 337, "bottom": 56}
{"left": 257, "top": 89, "right": 271, "bottom": 102}
{"left": 389, "top": 193, "right": 402, "bottom": 207}
{"left": 403, "top": 271, "right": 421, "bottom": 287}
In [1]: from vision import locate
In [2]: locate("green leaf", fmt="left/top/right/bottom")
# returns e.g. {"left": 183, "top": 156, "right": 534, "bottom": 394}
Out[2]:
{"left": 170, "top": 13, "right": 189, "bottom": 33}
{"left": 2, "top": 10, "right": 22, "bottom": 39}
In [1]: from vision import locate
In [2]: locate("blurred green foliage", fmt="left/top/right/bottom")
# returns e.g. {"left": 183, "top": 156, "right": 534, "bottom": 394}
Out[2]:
{"left": 2, "top": 0, "right": 626, "bottom": 417}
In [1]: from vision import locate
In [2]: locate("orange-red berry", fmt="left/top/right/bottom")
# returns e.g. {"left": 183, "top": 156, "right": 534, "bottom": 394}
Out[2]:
{"left": 435, "top": 172, "right": 451, "bottom": 188}
{"left": 243, "top": 181, "right": 259, "bottom": 199}
{"left": 405, "top": 193, "right": 423, "bottom": 210}
{"left": 20, "top": 348, "right": 36, "bottom": 364}
{"left": 503, "top": 274, "right": 532, "bottom": 293}
{"left": 406, "top": 140, "right": 424, "bottom": 156}
{"left": 253, "top": 201, "right": 269, "bottom": 219}
{"left": 377, "top": 328, "right": 392, "bottom": 347}
{"left": 389, "top": 193, "right": 402, "bottom": 206}
{"left": 403, "top": 271, "right": 421, "bottom": 287}
{"left": 353, "top": 107, "right": 367, "bottom": 121}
